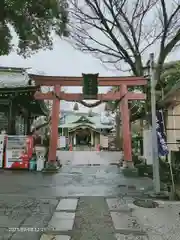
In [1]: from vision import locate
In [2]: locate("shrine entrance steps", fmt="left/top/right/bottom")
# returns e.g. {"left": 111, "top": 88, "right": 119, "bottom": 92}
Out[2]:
{"left": 56, "top": 150, "right": 123, "bottom": 166}
{"left": 73, "top": 145, "right": 94, "bottom": 151}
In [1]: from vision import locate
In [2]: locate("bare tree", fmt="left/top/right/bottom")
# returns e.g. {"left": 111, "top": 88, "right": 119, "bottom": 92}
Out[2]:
{"left": 68, "top": 0, "right": 180, "bottom": 82}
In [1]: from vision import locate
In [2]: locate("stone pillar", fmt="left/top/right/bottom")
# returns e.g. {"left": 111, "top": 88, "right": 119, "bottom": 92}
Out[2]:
{"left": 120, "top": 84, "right": 133, "bottom": 168}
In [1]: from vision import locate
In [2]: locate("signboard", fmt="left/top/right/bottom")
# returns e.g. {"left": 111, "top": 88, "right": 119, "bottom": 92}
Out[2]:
{"left": 83, "top": 73, "right": 98, "bottom": 99}
{"left": 5, "top": 135, "right": 27, "bottom": 168}
{"left": 100, "top": 135, "right": 108, "bottom": 148}
{"left": 58, "top": 136, "right": 66, "bottom": 148}
{"left": 156, "top": 110, "right": 169, "bottom": 156}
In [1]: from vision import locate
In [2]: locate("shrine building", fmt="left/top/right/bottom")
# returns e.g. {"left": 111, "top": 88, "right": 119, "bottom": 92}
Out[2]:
{"left": 58, "top": 110, "right": 113, "bottom": 146}
{"left": 0, "top": 66, "right": 48, "bottom": 135}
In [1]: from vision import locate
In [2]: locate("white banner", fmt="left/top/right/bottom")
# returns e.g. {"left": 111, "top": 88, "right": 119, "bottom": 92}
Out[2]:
{"left": 100, "top": 135, "right": 108, "bottom": 148}
{"left": 143, "top": 129, "right": 153, "bottom": 165}
{"left": 58, "top": 136, "right": 66, "bottom": 148}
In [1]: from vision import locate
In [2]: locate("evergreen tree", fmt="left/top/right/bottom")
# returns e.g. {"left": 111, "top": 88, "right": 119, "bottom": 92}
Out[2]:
{"left": 0, "top": 0, "right": 69, "bottom": 56}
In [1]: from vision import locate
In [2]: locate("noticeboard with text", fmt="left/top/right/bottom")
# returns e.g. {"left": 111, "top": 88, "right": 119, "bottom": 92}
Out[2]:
{"left": 83, "top": 73, "right": 98, "bottom": 99}
{"left": 5, "top": 135, "right": 27, "bottom": 168}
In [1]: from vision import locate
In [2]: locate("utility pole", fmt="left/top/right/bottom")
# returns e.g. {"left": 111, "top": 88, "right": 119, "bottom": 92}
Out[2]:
{"left": 149, "top": 53, "right": 160, "bottom": 193}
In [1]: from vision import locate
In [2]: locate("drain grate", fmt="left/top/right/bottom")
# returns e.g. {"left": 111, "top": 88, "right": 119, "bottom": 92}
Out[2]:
{"left": 133, "top": 199, "right": 159, "bottom": 208}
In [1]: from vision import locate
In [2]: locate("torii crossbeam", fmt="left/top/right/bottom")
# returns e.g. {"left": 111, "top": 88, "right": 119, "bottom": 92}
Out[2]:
{"left": 30, "top": 74, "right": 147, "bottom": 168}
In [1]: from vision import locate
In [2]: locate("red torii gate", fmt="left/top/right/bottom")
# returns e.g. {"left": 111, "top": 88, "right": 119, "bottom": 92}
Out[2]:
{"left": 30, "top": 74, "right": 147, "bottom": 168}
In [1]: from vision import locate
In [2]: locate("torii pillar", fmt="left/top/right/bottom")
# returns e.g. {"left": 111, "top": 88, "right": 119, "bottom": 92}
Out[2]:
{"left": 120, "top": 84, "right": 133, "bottom": 168}
{"left": 31, "top": 74, "right": 147, "bottom": 171}
{"left": 48, "top": 85, "right": 60, "bottom": 163}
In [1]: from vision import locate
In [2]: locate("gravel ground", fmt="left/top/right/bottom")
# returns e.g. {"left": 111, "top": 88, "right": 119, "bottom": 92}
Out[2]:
{"left": 0, "top": 196, "right": 58, "bottom": 240}
{"left": 72, "top": 196, "right": 116, "bottom": 240}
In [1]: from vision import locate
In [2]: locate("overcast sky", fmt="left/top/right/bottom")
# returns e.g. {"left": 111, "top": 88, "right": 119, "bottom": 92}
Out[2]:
{"left": 0, "top": 35, "right": 179, "bottom": 113}
{"left": 0, "top": 36, "right": 116, "bottom": 112}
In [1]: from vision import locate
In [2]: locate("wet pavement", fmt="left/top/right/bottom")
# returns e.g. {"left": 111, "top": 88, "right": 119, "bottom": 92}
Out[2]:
{"left": 0, "top": 165, "right": 179, "bottom": 239}
{"left": 0, "top": 166, "right": 153, "bottom": 197}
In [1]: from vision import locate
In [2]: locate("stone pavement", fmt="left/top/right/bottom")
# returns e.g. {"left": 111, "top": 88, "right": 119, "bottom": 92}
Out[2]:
{"left": 41, "top": 197, "right": 180, "bottom": 240}
{"left": 0, "top": 166, "right": 179, "bottom": 239}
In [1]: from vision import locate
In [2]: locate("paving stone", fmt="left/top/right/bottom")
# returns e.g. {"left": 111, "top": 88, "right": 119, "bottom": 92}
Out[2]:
{"left": 56, "top": 198, "right": 78, "bottom": 211}
{"left": 40, "top": 234, "right": 70, "bottom": 240}
{"left": 110, "top": 212, "right": 141, "bottom": 230}
{"left": 107, "top": 198, "right": 132, "bottom": 212}
{"left": 48, "top": 212, "right": 75, "bottom": 231}
{"left": 53, "top": 212, "right": 75, "bottom": 219}
{"left": 115, "top": 233, "right": 148, "bottom": 240}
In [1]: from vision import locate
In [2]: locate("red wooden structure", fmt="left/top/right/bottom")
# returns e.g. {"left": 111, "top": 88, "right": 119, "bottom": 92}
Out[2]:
{"left": 30, "top": 74, "right": 147, "bottom": 167}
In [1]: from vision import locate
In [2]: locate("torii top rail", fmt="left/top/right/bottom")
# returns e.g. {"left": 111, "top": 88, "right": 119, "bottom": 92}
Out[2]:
{"left": 30, "top": 74, "right": 147, "bottom": 166}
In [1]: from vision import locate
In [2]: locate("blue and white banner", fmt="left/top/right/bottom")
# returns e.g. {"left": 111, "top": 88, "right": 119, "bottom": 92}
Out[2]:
{"left": 156, "top": 110, "right": 169, "bottom": 156}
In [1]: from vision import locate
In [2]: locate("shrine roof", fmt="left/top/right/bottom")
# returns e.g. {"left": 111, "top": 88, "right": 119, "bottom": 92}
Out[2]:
{"left": 0, "top": 67, "right": 30, "bottom": 88}
{"left": 0, "top": 67, "right": 49, "bottom": 116}
{"left": 59, "top": 111, "right": 113, "bottom": 130}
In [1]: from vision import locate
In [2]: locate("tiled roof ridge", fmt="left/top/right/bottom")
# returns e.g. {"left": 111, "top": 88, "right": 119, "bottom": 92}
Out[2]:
{"left": 61, "top": 109, "right": 100, "bottom": 115}
{"left": 0, "top": 66, "right": 30, "bottom": 72}
{"left": 0, "top": 67, "right": 30, "bottom": 88}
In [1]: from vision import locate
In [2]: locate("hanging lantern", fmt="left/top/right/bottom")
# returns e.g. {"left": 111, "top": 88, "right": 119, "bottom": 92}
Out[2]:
{"left": 73, "top": 102, "right": 79, "bottom": 111}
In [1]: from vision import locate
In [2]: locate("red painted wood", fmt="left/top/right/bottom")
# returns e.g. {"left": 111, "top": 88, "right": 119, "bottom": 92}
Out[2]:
{"left": 30, "top": 74, "right": 147, "bottom": 86}
{"left": 32, "top": 74, "right": 147, "bottom": 164}
{"left": 34, "top": 92, "right": 54, "bottom": 100}
{"left": 34, "top": 91, "right": 146, "bottom": 101}
{"left": 48, "top": 85, "right": 60, "bottom": 162}
{"left": 120, "top": 85, "right": 132, "bottom": 162}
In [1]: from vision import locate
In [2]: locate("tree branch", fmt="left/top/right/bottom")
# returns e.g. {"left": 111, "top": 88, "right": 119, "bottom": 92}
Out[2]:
{"left": 85, "top": 0, "right": 138, "bottom": 74}
{"left": 157, "top": 0, "right": 180, "bottom": 81}
{"left": 105, "top": 0, "right": 137, "bottom": 55}
{"left": 69, "top": 0, "right": 180, "bottom": 84}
